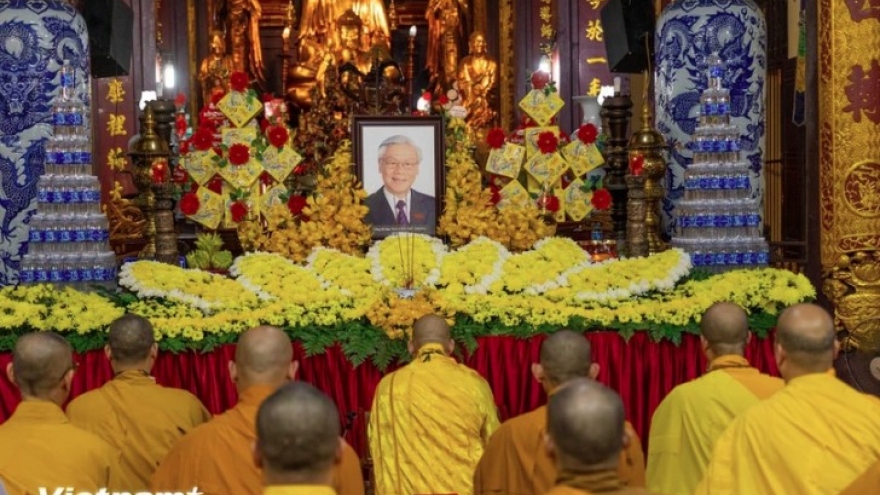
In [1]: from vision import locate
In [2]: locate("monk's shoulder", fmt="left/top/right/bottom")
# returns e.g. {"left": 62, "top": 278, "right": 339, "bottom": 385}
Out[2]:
{"left": 154, "top": 385, "right": 209, "bottom": 412}
{"left": 61, "top": 423, "right": 117, "bottom": 461}
{"left": 66, "top": 387, "right": 111, "bottom": 416}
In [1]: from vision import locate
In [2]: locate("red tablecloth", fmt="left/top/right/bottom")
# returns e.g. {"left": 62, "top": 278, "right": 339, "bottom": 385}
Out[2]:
{"left": 0, "top": 331, "right": 778, "bottom": 456}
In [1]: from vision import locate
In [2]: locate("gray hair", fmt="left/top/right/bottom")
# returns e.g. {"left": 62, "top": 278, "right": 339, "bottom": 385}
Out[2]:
{"left": 378, "top": 134, "right": 423, "bottom": 164}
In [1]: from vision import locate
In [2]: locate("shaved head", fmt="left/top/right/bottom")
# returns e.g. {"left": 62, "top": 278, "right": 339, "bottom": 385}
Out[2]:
{"left": 547, "top": 378, "right": 625, "bottom": 468}
{"left": 411, "top": 314, "right": 451, "bottom": 349}
{"left": 540, "top": 330, "right": 593, "bottom": 386}
{"left": 11, "top": 332, "right": 74, "bottom": 399}
{"left": 108, "top": 314, "right": 155, "bottom": 365}
{"left": 776, "top": 304, "right": 836, "bottom": 373}
{"left": 256, "top": 382, "right": 340, "bottom": 478}
{"left": 700, "top": 302, "right": 749, "bottom": 356}
{"left": 235, "top": 326, "right": 293, "bottom": 384}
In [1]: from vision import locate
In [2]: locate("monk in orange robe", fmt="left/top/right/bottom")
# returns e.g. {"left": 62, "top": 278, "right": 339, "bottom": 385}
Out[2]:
{"left": 67, "top": 314, "right": 211, "bottom": 490}
{"left": 254, "top": 382, "right": 347, "bottom": 494}
{"left": 696, "top": 304, "right": 880, "bottom": 495}
{"left": 839, "top": 461, "right": 880, "bottom": 495}
{"left": 544, "top": 378, "right": 654, "bottom": 495}
{"left": 370, "top": 314, "right": 500, "bottom": 495}
{"left": 151, "top": 325, "right": 364, "bottom": 495}
{"left": 646, "top": 302, "right": 784, "bottom": 495}
{"left": 0, "top": 332, "right": 119, "bottom": 495}
{"left": 474, "top": 330, "right": 645, "bottom": 495}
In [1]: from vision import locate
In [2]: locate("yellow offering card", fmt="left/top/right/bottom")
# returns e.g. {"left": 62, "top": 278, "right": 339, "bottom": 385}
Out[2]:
{"left": 183, "top": 149, "right": 219, "bottom": 185}
{"left": 563, "top": 141, "right": 603, "bottom": 177}
{"left": 498, "top": 180, "right": 531, "bottom": 209}
{"left": 564, "top": 179, "right": 593, "bottom": 222}
{"left": 518, "top": 89, "right": 565, "bottom": 126}
{"left": 186, "top": 188, "right": 225, "bottom": 230}
{"left": 524, "top": 126, "right": 559, "bottom": 157}
{"left": 260, "top": 184, "right": 287, "bottom": 215}
{"left": 525, "top": 152, "right": 567, "bottom": 185}
{"left": 262, "top": 146, "right": 303, "bottom": 182}
{"left": 486, "top": 142, "right": 525, "bottom": 179}
{"left": 218, "top": 158, "right": 262, "bottom": 189}
{"left": 221, "top": 127, "right": 257, "bottom": 147}
{"left": 218, "top": 91, "right": 263, "bottom": 129}
{"left": 554, "top": 187, "right": 566, "bottom": 223}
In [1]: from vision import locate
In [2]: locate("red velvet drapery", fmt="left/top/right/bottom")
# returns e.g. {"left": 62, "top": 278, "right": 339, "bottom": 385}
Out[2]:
{"left": 0, "top": 331, "right": 778, "bottom": 456}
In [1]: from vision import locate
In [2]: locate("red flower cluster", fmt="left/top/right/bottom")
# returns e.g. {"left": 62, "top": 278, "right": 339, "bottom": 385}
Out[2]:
{"left": 267, "top": 125, "right": 289, "bottom": 148}
{"left": 591, "top": 188, "right": 612, "bottom": 210}
{"left": 230, "top": 71, "right": 249, "bottom": 93}
{"left": 210, "top": 89, "right": 225, "bottom": 105}
{"left": 179, "top": 192, "right": 200, "bottom": 215}
{"left": 531, "top": 71, "right": 551, "bottom": 90}
{"left": 287, "top": 194, "right": 308, "bottom": 217}
{"left": 487, "top": 128, "right": 506, "bottom": 149}
{"left": 488, "top": 184, "right": 502, "bottom": 206}
{"left": 191, "top": 128, "right": 214, "bottom": 151}
{"left": 537, "top": 193, "right": 560, "bottom": 213}
{"left": 228, "top": 143, "right": 250, "bottom": 166}
{"left": 537, "top": 131, "right": 558, "bottom": 154}
{"left": 577, "top": 123, "right": 598, "bottom": 144}
{"left": 174, "top": 92, "right": 187, "bottom": 108}
{"left": 230, "top": 201, "right": 249, "bottom": 222}
{"left": 421, "top": 91, "right": 432, "bottom": 101}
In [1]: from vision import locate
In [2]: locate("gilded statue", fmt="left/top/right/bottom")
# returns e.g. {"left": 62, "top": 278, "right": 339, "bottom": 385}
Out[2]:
{"left": 426, "top": 0, "right": 470, "bottom": 90}
{"left": 213, "top": 0, "right": 264, "bottom": 83}
{"left": 199, "top": 30, "right": 234, "bottom": 105}
{"left": 457, "top": 31, "right": 497, "bottom": 129}
{"left": 297, "top": 0, "right": 390, "bottom": 53}
{"left": 286, "top": 25, "right": 333, "bottom": 110}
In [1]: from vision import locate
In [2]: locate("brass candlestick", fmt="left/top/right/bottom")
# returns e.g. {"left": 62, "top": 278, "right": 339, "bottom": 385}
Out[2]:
{"left": 128, "top": 106, "right": 171, "bottom": 261}
{"left": 407, "top": 26, "right": 416, "bottom": 112}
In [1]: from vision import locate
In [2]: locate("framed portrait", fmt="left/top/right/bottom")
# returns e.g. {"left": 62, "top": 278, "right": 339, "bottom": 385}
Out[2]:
{"left": 353, "top": 115, "right": 445, "bottom": 239}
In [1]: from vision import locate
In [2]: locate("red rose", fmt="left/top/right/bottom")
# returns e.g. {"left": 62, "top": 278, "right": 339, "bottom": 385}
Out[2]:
{"left": 179, "top": 192, "right": 200, "bottom": 216}
{"left": 630, "top": 154, "right": 645, "bottom": 176}
{"left": 174, "top": 92, "right": 186, "bottom": 108}
{"left": 537, "top": 131, "right": 558, "bottom": 154}
{"left": 546, "top": 195, "right": 560, "bottom": 213}
{"left": 208, "top": 176, "right": 224, "bottom": 194}
{"left": 228, "top": 143, "right": 250, "bottom": 166}
{"left": 531, "top": 71, "right": 551, "bottom": 90}
{"left": 230, "top": 201, "right": 249, "bottom": 222}
{"left": 287, "top": 194, "right": 308, "bottom": 216}
{"left": 421, "top": 91, "right": 432, "bottom": 101}
{"left": 439, "top": 94, "right": 449, "bottom": 105}
{"left": 192, "top": 128, "right": 214, "bottom": 151}
{"left": 577, "top": 123, "right": 598, "bottom": 144}
{"left": 210, "top": 89, "right": 225, "bottom": 105}
{"left": 487, "top": 127, "right": 506, "bottom": 149}
{"left": 267, "top": 125, "right": 289, "bottom": 148}
{"left": 591, "top": 188, "right": 612, "bottom": 210}
{"left": 488, "top": 184, "right": 501, "bottom": 206}
{"left": 230, "top": 71, "right": 249, "bottom": 92}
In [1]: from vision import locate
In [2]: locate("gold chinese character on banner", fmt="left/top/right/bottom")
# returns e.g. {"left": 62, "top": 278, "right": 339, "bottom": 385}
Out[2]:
{"left": 588, "top": 78, "right": 602, "bottom": 96}
{"left": 107, "top": 147, "right": 127, "bottom": 171}
{"left": 107, "top": 79, "right": 125, "bottom": 104}
{"left": 585, "top": 20, "right": 603, "bottom": 41}
{"left": 587, "top": 0, "right": 601, "bottom": 8}
{"left": 539, "top": 5, "right": 551, "bottom": 21}
{"left": 107, "top": 114, "right": 127, "bottom": 136}
{"left": 587, "top": 57, "right": 607, "bottom": 64}
{"left": 541, "top": 24, "right": 555, "bottom": 38}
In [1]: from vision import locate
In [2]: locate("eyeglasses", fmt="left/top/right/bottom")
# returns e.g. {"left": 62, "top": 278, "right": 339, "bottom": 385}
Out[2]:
{"left": 381, "top": 159, "right": 419, "bottom": 170}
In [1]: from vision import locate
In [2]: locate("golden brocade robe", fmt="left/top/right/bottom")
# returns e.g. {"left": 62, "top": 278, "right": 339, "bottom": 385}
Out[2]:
{"left": 66, "top": 369, "right": 212, "bottom": 491}
{"left": 0, "top": 400, "right": 120, "bottom": 495}
{"left": 695, "top": 371, "right": 880, "bottom": 495}
{"left": 369, "top": 343, "right": 500, "bottom": 495}
{"left": 645, "top": 355, "right": 783, "bottom": 495}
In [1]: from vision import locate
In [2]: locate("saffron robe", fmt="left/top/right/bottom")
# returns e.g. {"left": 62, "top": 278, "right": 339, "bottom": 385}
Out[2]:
{"left": 695, "top": 372, "right": 880, "bottom": 495}
{"left": 369, "top": 344, "right": 500, "bottom": 495}
{"left": 838, "top": 461, "right": 880, "bottom": 495}
{"left": 151, "top": 385, "right": 364, "bottom": 495}
{"left": 474, "top": 405, "right": 645, "bottom": 495}
{"left": 542, "top": 469, "right": 654, "bottom": 495}
{"left": 66, "top": 369, "right": 212, "bottom": 490}
{"left": 645, "top": 355, "right": 783, "bottom": 495}
{"left": 263, "top": 486, "right": 337, "bottom": 495}
{"left": 0, "top": 401, "right": 119, "bottom": 495}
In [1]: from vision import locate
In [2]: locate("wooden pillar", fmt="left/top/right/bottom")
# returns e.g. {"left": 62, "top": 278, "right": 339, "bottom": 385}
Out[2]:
{"left": 818, "top": 0, "right": 880, "bottom": 350}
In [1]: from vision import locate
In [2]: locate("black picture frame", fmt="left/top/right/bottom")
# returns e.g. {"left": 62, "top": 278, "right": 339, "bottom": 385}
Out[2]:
{"left": 353, "top": 115, "right": 445, "bottom": 240}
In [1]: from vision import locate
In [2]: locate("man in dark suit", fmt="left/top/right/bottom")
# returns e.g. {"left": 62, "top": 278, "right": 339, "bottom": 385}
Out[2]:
{"left": 365, "top": 134, "right": 437, "bottom": 237}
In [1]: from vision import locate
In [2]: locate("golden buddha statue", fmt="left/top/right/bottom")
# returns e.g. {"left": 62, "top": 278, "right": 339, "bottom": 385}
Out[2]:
{"left": 457, "top": 31, "right": 497, "bottom": 129}
{"left": 198, "top": 30, "right": 234, "bottom": 105}
{"left": 426, "top": 0, "right": 470, "bottom": 90}
{"left": 297, "top": 0, "right": 390, "bottom": 55}
{"left": 286, "top": 25, "right": 333, "bottom": 110}
{"left": 224, "top": 0, "right": 264, "bottom": 82}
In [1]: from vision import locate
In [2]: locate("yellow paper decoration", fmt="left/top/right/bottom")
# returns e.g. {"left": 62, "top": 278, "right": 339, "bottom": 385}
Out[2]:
{"left": 262, "top": 146, "right": 303, "bottom": 182}
{"left": 261, "top": 184, "right": 287, "bottom": 215}
{"left": 525, "top": 152, "right": 567, "bottom": 185}
{"left": 486, "top": 142, "right": 525, "bottom": 179}
{"left": 524, "top": 126, "right": 560, "bottom": 157}
{"left": 183, "top": 149, "right": 219, "bottom": 185}
{"left": 221, "top": 127, "right": 258, "bottom": 147}
{"left": 564, "top": 178, "right": 593, "bottom": 221}
{"left": 518, "top": 89, "right": 565, "bottom": 126}
{"left": 187, "top": 188, "right": 225, "bottom": 229}
{"left": 563, "top": 140, "right": 604, "bottom": 177}
{"left": 218, "top": 91, "right": 263, "bottom": 129}
{"left": 498, "top": 180, "right": 531, "bottom": 209}
{"left": 218, "top": 159, "right": 262, "bottom": 189}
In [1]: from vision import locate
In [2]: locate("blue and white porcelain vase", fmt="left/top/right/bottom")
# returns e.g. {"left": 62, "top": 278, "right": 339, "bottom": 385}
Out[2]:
{"left": 654, "top": 0, "right": 766, "bottom": 236}
{"left": 0, "top": 0, "right": 89, "bottom": 285}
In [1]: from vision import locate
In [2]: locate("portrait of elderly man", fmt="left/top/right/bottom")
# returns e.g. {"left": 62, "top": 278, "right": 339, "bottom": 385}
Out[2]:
{"left": 365, "top": 134, "right": 437, "bottom": 236}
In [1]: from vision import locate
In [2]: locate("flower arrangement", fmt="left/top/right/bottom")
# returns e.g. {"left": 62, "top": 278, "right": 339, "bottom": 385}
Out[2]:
{"left": 185, "top": 233, "right": 233, "bottom": 272}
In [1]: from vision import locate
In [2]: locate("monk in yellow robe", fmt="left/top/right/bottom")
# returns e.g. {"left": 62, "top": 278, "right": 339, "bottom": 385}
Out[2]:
{"left": 646, "top": 302, "right": 784, "bottom": 495}
{"left": 474, "top": 330, "right": 645, "bottom": 495}
{"left": 696, "top": 304, "right": 880, "bottom": 495}
{"left": 254, "top": 382, "right": 346, "bottom": 494}
{"left": 839, "top": 460, "right": 880, "bottom": 495}
{"left": 0, "top": 332, "right": 119, "bottom": 495}
{"left": 151, "top": 326, "right": 364, "bottom": 495}
{"left": 67, "top": 314, "right": 211, "bottom": 490}
{"left": 544, "top": 378, "right": 655, "bottom": 495}
{"left": 369, "top": 314, "right": 500, "bottom": 495}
